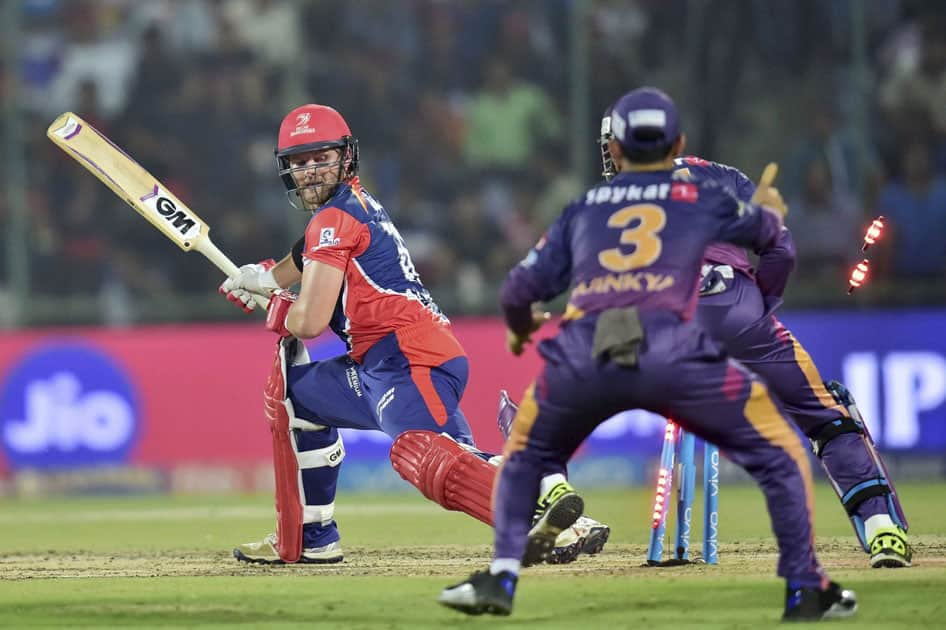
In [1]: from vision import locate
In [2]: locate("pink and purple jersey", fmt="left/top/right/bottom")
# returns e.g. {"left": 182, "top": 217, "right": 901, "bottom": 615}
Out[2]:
{"left": 674, "top": 156, "right": 757, "bottom": 276}
{"left": 674, "top": 156, "right": 796, "bottom": 297}
{"left": 302, "top": 177, "right": 464, "bottom": 366}
{"left": 501, "top": 168, "right": 784, "bottom": 330}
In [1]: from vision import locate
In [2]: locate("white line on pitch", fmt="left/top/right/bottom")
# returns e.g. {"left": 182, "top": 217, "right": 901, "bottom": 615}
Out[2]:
{"left": 0, "top": 503, "right": 442, "bottom": 524}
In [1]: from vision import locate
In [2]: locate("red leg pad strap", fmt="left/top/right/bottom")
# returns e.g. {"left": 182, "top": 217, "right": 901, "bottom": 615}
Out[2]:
{"left": 390, "top": 430, "right": 496, "bottom": 525}
{"left": 265, "top": 338, "right": 303, "bottom": 563}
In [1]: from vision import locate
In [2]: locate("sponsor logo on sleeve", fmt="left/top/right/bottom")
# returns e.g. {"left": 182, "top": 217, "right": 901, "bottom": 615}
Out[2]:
{"left": 315, "top": 227, "right": 341, "bottom": 249}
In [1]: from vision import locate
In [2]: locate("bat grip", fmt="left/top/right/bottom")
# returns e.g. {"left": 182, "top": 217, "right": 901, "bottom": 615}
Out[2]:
{"left": 196, "top": 237, "right": 270, "bottom": 309}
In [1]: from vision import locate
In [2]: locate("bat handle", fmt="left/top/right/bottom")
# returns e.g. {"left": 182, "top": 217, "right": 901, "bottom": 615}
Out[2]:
{"left": 196, "top": 237, "right": 270, "bottom": 309}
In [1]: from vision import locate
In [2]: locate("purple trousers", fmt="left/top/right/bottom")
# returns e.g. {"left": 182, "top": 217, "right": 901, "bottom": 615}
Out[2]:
{"left": 495, "top": 311, "right": 827, "bottom": 588}
{"left": 697, "top": 272, "right": 890, "bottom": 526}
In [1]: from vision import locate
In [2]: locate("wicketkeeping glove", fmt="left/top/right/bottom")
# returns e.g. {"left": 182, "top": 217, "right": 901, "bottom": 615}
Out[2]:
{"left": 219, "top": 259, "right": 278, "bottom": 313}
{"left": 750, "top": 162, "right": 789, "bottom": 217}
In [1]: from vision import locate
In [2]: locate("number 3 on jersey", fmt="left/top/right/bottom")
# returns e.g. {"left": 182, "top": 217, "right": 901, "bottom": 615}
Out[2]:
{"left": 598, "top": 203, "right": 666, "bottom": 272}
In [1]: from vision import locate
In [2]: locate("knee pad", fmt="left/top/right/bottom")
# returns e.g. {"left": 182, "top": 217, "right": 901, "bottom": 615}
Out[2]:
{"left": 809, "top": 414, "right": 864, "bottom": 458}
{"left": 265, "top": 338, "right": 316, "bottom": 430}
{"left": 390, "top": 430, "right": 496, "bottom": 525}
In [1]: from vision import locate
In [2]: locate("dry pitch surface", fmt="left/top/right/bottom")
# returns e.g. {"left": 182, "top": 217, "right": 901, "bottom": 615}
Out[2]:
{"left": 2, "top": 484, "right": 944, "bottom": 581}
{"left": 3, "top": 537, "right": 945, "bottom": 580}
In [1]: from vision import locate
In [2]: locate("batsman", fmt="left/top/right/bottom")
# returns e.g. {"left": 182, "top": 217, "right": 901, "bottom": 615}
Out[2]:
{"left": 220, "top": 104, "right": 608, "bottom": 565}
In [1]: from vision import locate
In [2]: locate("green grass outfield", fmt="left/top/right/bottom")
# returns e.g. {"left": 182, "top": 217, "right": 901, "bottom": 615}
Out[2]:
{"left": 0, "top": 482, "right": 943, "bottom": 628}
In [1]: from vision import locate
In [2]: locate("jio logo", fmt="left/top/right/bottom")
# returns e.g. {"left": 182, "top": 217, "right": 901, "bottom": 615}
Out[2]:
{"left": 1, "top": 343, "right": 139, "bottom": 469}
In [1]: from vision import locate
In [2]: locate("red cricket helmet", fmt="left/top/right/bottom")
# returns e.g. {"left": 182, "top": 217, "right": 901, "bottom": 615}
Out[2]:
{"left": 274, "top": 104, "right": 359, "bottom": 205}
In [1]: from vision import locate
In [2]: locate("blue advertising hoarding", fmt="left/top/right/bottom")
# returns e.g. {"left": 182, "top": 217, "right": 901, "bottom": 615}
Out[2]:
{"left": 580, "top": 307, "right": 946, "bottom": 457}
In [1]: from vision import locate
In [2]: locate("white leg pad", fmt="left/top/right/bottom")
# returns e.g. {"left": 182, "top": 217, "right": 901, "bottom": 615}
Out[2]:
{"left": 295, "top": 435, "right": 346, "bottom": 469}
{"left": 278, "top": 339, "right": 327, "bottom": 431}
{"left": 280, "top": 396, "right": 328, "bottom": 431}
{"left": 303, "top": 503, "right": 336, "bottom": 526}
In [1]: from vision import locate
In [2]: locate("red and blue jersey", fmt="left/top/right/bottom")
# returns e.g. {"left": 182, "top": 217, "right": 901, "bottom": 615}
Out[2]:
{"left": 302, "top": 177, "right": 464, "bottom": 366}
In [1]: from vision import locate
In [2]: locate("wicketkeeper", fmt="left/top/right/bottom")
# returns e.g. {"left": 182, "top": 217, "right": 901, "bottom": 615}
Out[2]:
{"left": 663, "top": 155, "right": 911, "bottom": 568}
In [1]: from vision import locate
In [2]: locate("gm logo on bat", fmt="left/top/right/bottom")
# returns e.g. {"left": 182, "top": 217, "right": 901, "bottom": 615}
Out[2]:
{"left": 139, "top": 184, "right": 201, "bottom": 241}
{"left": 156, "top": 196, "right": 196, "bottom": 234}
{"left": 0, "top": 343, "right": 140, "bottom": 470}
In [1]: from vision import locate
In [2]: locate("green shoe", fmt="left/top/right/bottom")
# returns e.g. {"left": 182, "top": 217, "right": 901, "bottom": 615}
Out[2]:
{"left": 532, "top": 482, "right": 611, "bottom": 565}
{"left": 869, "top": 527, "right": 912, "bottom": 568}
{"left": 533, "top": 481, "right": 577, "bottom": 522}
{"left": 524, "top": 483, "right": 584, "bottom": 567}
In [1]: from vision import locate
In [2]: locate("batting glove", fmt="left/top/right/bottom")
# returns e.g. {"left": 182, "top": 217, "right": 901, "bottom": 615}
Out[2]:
{"left": 265, "top": 289, "right": 297, "bottom": 337}
{"left": 219, "top": 259, "right": 278, "bottom": 313}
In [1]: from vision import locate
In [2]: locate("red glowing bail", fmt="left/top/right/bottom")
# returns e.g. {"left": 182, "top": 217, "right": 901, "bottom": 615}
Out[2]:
{"left": 847, "top": 259, "right": 870, "bottom": 294}
{"left": 862, "top": 216, "right": 885, "bottom": 252}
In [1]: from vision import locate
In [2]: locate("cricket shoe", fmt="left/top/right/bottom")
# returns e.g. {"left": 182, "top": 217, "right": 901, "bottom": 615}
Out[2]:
{"left": 532, "top": 481, "right": 610, "bottom": 564}
{"left": 438, "top": 569, "right": 517, "bottom": 616}
{"left": 782, "top": 581, "right": 857, "bottom": 622}
{"left": 546, "top": 515, "right": 612, "bottom": 564}
{"left": 869, "top": 526, "right": 912, "bottom": 568}
{"left": 523, "top": 483, "right": 584, "bottom": 567}
{"left": 233, "top": 533, "right": 344, "bottom": 565}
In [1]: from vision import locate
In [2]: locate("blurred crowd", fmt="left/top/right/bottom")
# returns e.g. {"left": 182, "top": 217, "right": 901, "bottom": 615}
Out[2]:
{"left": 2, "top": 0, "right": 945, "bottom": 326}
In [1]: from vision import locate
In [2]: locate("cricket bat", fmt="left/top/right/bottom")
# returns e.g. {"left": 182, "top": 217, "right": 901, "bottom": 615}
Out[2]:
{"left": 46, "top": 112, "right": 268, "bottom": 309}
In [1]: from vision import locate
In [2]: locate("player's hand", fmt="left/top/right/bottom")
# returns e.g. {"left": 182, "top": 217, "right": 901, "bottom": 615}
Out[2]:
{"left": 265, "top": 289, "right": 297, "bottom": 337}
{"left": 751, "top": 163, "right": 788, "bottom": 217}
{"left": 219, "top": 259, "right": 278, "bottom": 313}
{"left": 506, "top": 311, "right": 551, "bottom": 356}
{"left": 754, "top": 186, "right": 788, "bottom": 217}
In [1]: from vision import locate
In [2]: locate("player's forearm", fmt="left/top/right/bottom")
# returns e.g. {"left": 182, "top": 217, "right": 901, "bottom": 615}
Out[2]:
{"left": 501, "top": 274, "right": 542, "bottom": 337}
{"left": 285, "top": 300, "right": 328, "bottom": 339}
{"left": 752, "top": 207, "right": 786, "bottom": 253}
{"left": 755, "top": 227, "right": 796, "bottom": 297}
{"left": 722, "top": 203, "right": 784, "bottom": 255}
{"left": 272, "top": 254, "right": 302, "bottom": 288}
{"left": 287, "top": 261, "right": 343, "bottom": 339}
